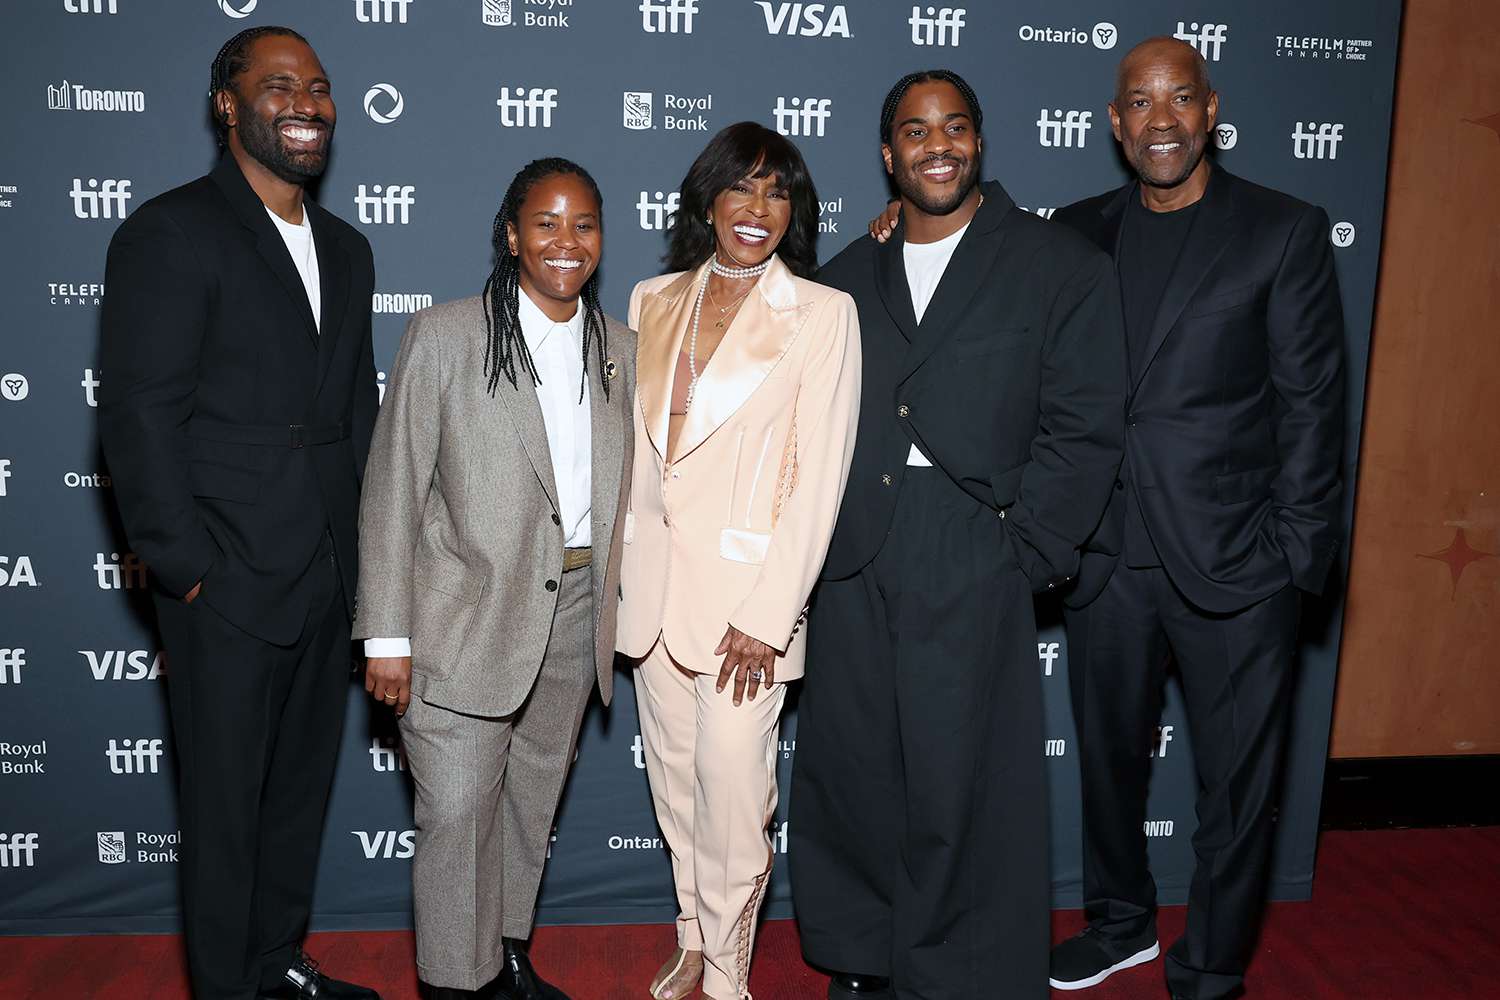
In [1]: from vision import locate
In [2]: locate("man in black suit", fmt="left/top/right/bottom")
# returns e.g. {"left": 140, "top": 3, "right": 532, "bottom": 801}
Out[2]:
{"left": 790, "top": 70, "right": 1126, "bottom": 1000}
{"left": 1046, "top": 39, "right": 1346, "bottom": 1000}
{"left": 99, "top": 27, "right": 379, "bottom": 1000}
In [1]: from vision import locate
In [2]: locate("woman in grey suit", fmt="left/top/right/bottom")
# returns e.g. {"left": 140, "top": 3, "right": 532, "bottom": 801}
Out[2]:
{"left": 353, "top": 158, "right": 635, "bottom": 1000}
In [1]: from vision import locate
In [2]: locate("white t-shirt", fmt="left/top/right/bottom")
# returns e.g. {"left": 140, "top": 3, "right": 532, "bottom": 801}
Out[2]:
{"left": 265, "top": 205, "right": 321, "bottom": 332}
{"left": 901, "top": 221, "right": 970, "bottom": 466}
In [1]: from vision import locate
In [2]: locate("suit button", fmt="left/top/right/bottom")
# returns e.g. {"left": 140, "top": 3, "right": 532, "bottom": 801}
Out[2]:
{"left": 1046, "top": 582, "right": 1056, "bottom": 590}
{"left": 1127, "top": 414, "right": 1138, "bottom": 427}
{"left": 551, "top": 512, "right": 561, "bottom": 525}
{"left": 897, "top": 404, "right": 910, "bottom": 418}
{"left": 663, "top": 514, "right": 671, "bottom": 527}
{"left": 1115, "top": 479, "right": 1125, "bottom": 491}
{"left": 881, "top": 474, "right": 893, "bottom": 486}
{"left": 545, "top": 579, "right": 558, "bottom": 592}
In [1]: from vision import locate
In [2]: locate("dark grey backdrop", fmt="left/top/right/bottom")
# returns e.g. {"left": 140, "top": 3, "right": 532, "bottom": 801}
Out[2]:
{"left": 0, "top": 0, "right": 1401, "bottom": 933}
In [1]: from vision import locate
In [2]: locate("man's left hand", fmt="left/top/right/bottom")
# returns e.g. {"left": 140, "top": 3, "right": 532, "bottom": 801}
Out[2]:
{"left": 715, "top": 625, "right": 776, "bottom": 706}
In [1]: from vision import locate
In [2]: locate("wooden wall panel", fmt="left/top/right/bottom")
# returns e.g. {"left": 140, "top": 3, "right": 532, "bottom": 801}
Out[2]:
{"left": 1331, "top": 0, "right": 1500, "bottom": 758}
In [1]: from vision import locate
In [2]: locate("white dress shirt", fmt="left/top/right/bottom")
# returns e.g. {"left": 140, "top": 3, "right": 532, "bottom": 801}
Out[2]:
{"left": 901, "top": 220, "right": 970, "bottom": 466}
{"left": 365, "top": 288, "right": 593, "bottom": 659}
{"left": 265, "top": 205, "right": 320, "bottom": 331}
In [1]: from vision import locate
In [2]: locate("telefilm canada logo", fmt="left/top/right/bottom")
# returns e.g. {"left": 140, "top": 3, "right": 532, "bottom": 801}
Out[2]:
{"left": 1275, "top": 32, "right": 1375, "bottom": 62}
{"left": 49, "top": 281, "right": 105, "bottom": 307}
{"left": 0, "top": 184, "right": 15, "bottom": 209}
{"left": 47, "top": 80, "right": 146, "bottom": 113}
{"left": 756, "top": 2, "right": 851, "bottom": 38}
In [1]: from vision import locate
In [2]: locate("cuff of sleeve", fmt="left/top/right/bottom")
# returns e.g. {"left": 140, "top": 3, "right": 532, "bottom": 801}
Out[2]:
{"left": 364, "top": 637, "right": 412, "bottom": 658}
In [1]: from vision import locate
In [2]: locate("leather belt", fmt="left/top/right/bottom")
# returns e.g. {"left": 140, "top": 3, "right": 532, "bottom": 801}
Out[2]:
{"left": 187, "top": 418, "right": 351, "bottom": 449}
{"left": 562, "top": 547, "right": 593, "bottom": 573}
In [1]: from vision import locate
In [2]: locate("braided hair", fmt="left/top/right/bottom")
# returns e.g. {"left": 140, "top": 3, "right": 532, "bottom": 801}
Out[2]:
{"left": 207, "top": 25, "right": 309, "bottom": 149}
{"left": 482, "top": 158, "right": 610, "bottom": 401}
{"left": 878, "top": 69, "right": 984, "bottom": 144}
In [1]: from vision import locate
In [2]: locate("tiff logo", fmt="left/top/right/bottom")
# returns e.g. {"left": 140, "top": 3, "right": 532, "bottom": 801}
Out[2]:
{"left": 82, "top": 368, "right": 100, "bottom": 407}
{"left": 1037, "top": 109, "right": 1093, "bottom": 148}
{"left": 637, "top": 190, "right": 680, "bottom": 231}
{"left": 0, "top": 833, "right": 40, "bottom": 868}
{"left": 640, "top": 0, "right": 697, "bottom": 33}
{"left": 1151, "top": 725, "right": 1175, "bottom": 758}
{"left": 355, "top": 0, "right": 412, "bottom": 22}
{"left": 354, "top": 829, "right": 416, "bottom": 859}
{"left": 369, "top": 736, "right": 407, "bottom": 772}
{"left": 0, "top": 458, "right": 10, "bottom": 496}
{"left": 70, "top": 178, "right": 132, "bottom": 220}
{"left": 1174, "top": 21, "right": 1228, "bottom": 62}
{"left": 496, "top": 87, "right": 558, "bottom": 128}
{"left": 773, "top": 97, "right": 832, "bottom": 137}
{"left": 355, "top": 184, "right": 415, "bottom": 225}
{"left": 81, "top": 649, "right": 165, "bottom": 681}
{"left": 0, "top": 649, "right": 24, "bottom": 685}
{"left": 1037, "top": 641, "right": 1060, "bottom": 676}
{"left": 106, "top": 738, "right": 165, "bottom": 774}
{"left": 632, "top": 733, "right": 647, "bottom": 769}
{"left": 909, "top": 6, "right": 965, "bottom": 46}
{"left": 65, "top": 0, "right": 117, "bottom": 12}
{"left": 95, "top": 552, "right": 147, "bottom": 590}
{"left": 1293, "top": 121, "right": 1344, "bottom": 160}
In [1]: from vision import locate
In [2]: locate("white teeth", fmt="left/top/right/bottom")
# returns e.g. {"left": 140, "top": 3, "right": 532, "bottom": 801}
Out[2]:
{"left": 733, "top": 224, "right": 769, "bottom": 240}
{"left": 922, "top": 163, "right": 955, "bottom": 175}
{"left": 544, "top": 259, "right": 582, "bottom": 270}
{"left": 283, "top": 126, "right": 319, "bottom": 142}
{"left": 1148, "top": 143, "right": 1181, "bottom": 152}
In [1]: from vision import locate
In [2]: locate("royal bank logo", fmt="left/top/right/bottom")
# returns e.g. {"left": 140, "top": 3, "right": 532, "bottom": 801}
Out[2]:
{"left": 1174, "top": 21, "right": 1229, "bottom": 62}
{"left": 1, "top": 374, "right": 27, "bottom": 402}
{"left": 1331, "top": 221, "right": 1356, "bottom": 248}
{"left": 1037, "top": 641, "right": 1060, "bottom": 676}
{"left": 368, "top": 736, "right": 407, "bottom": 772}
{"left": 640, "top": 0, "right": 697, "bottom": 33}
{"left": 0, "top": 833, "right": 40, "bottom": 868}
{"left": 363, "top": 83, "right": 404, "bottom": 124}
{"left": 756, "top": 2, "right": 851, "bottom": 38}
{"left": 0, "top": 556, "right": 38, "bottom": 588}
{"left": 1292, "top": 121, "right": 1344, "bottom": 160}
{"left": 353, "top": 829, "right": 416, "bottom": 859}
{"left": 1037, "top": 109, "right": 1093, "bottom": 148}
{"left": 817, "top": 196, "right": 841, "bottom": 234}
{"left": 70, "top": 178, "right": 132, "bottom": 220}
{"left": 355, "top": 184, "right": 416, "bottom": 224}
{"left": 482, "top": 0, "right": 512, "bottom": 25}
{"left": 355, "top": 0, "right": 413, "bottom": 22}
{"left": 1214, "top": 123, "right": 1239, "bottom": 150}
{"left": 909, "top": 6, "right": 965, "bottom": 46}
{"left": 496, "top": 87, "right": 558, "bottom": 127}
{"left": 105, "top": 737, "right": 166, "bottom": 775}
{"left": 94, "top": 552, "right": 147, "bottom": 590}
{"left": 49, "top": 281, "right": 105, "bottom": 306}
{"left": 218, "top": 0, "right": 257, "bottom": 17}
{"left": 1018, "top": 20, "right": 1116, "bottom": 49}
{"left": 0, "top": 740, "right": 47, "bottom": 774}
{"left": 0, "top": 648, "right": 24, "bottom": 685}
{"left": 47, "top": 80, "right": 146, "bottom": 113}
{"left": 97, "top": 831, "right": 127, "bottom": 864}
{"left": 623, "top": 92, "right": 653, "bottom": 130}
{"left": 80, "top": 649, "right": 166, "bottom": 681}
{"left": 372, "top": 291, "right": 433, "bottom": 313}
{"left": 1275, "top": 34, "right": 1375, "bottom": 62}
{"left": 773, "top": 96, "right": 831, "bottom": 138}
{"left": 64, "top": 0, "right": 118, "bottom": 13}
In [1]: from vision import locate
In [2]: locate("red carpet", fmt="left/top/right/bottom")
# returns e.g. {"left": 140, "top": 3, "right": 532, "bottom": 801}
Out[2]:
{"left": 2, "top": 828, "right": 1496, "bottom": 999}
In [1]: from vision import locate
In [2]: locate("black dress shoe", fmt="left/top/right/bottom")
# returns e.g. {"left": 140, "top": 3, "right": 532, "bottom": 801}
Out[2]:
{"left": 493, "top": 938, "right": 570, "bottom": 1000}
{"left": 828, "top": 972, "right": 893, "bottom": 999}
{"left": 260, "top": 950, "right": 381, "bottom": 999}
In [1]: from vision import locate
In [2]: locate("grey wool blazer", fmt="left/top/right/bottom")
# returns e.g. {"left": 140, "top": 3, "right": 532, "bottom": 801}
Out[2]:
{"left": 353, "top": 295, "right": 635, "bottom": 717}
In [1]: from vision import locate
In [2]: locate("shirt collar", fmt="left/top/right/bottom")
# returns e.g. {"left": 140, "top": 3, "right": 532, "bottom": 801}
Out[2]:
{"left": 517, "top": 286, "right": 584, "bottom": 353}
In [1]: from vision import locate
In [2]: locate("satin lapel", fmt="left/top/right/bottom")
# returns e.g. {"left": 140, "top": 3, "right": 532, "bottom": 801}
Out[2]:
{"left": 636, "top": 263, "right": 705, "bottom": 460}
{"left": 309, "top": 202, "right": 351, "bottom": 395}
{"left": 673, "top": 255, "right": 811, "bottom": 462}
{"left": 495, "top": 359, "right": 559, "bottom": 513}
{"left": 1133, "top": 172, "right": 1242, "bottom": 391}
{"left": 875, "top": 233, "right": 919, "bottom": 344}
{"left": 590, "top": 323, "right": 627, "bottom": 557}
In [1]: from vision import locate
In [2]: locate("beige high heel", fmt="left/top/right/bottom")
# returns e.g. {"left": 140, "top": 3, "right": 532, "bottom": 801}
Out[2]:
{"left": 649, "top": 947, "right": 704, "bottom": 1000}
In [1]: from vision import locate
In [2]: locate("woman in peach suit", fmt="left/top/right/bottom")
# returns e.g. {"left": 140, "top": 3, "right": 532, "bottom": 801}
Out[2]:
{"left": 618, "top": 122, "right": 861, "bottom": 1000}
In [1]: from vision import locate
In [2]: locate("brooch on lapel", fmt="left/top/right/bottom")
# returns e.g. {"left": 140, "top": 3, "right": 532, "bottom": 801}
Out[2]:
{"left": 604, "top": 359, "right": 619, "bottom": 382}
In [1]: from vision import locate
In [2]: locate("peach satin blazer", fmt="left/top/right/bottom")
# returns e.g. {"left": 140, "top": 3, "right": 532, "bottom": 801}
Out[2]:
{"left": 616, "top": 255, "right": 861, "bottom": 680}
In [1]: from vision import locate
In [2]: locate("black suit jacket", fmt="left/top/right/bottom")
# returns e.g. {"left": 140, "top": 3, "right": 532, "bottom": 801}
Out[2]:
{"left": 100, "top": 156, "right": 378, "bottom": 644}
{"left": 1053, "top": 168, "right": 1345, "bottom": 614}
{"left": 819, "top": 181, "right": 1126, "bottom": 592}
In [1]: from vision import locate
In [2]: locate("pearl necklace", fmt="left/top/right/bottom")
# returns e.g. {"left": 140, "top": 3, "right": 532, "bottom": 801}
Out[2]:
{"left": 686, "top": 256, "right": 771, "bottom": 410}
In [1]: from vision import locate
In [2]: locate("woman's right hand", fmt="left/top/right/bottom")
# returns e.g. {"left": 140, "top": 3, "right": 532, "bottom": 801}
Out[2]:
{"left": 869, "top": 199, "right": 902, "bottom": 243}
{"left": 365, "top": 656, "right": 413, "bottom": 717}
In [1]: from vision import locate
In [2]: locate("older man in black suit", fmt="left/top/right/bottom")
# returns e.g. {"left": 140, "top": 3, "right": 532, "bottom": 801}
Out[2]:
{"left": 99, "top": 26, "right": 378, "bottom": 1000}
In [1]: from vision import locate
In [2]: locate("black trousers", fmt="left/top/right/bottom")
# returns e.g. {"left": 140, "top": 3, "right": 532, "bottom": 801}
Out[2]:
{"left": 791, "top": 469, "right": 1048, "bottom": 1000}
{"left": 1064, "top": 564, "right": 1300, "bottom": 1000}
{"left": 152, "top": 545, "right": 349, "bottom": 1000}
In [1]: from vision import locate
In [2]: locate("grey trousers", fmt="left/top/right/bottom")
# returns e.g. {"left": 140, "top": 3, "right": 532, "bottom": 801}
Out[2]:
{"left": 400, "top": 565, "right": 595, "bottom": 991}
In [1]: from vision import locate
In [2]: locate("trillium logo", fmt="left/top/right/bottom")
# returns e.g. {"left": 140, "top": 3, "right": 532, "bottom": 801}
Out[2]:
{"left": 1330, "top": 221, "right": 1356, "bottom": 248}
{"left": 1092, "top": 21, "right": 1117, "bottom": 49}
{"left": 1214, "top": 123, "right": 1238, "bottom": 150}
{"left": 364, "top": 83, "right": 404, "bottom": 124}
{"left": 218, "top": 0, "right": 258, "bottom": 18}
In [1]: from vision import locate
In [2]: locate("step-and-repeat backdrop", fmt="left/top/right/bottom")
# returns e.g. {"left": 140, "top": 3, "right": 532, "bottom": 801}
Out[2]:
{"left": 0, "top": 0, "right": 1401, "bottom": 932}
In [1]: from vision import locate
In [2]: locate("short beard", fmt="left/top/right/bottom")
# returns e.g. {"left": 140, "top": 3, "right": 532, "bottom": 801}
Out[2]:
{"left": 234, "top": 96, "right": 331, "bottom": 184}
{"left": 1133, "top": 139, "right": 1206, "bottom": 190}
{"left": 893, "top": 155, "right": 979, "bottom": 216}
